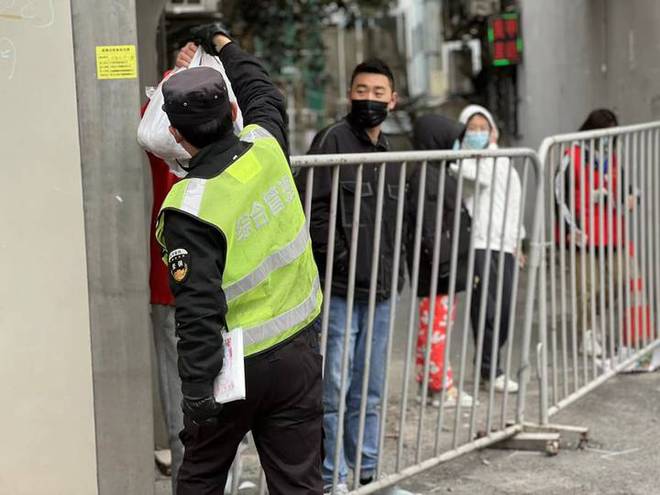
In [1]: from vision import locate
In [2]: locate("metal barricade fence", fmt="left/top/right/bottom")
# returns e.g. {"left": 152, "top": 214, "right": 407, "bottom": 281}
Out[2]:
{"left": 281, "top": 148, "right": 543, "bottom": 494}
{"left": 537, "top": 122, "right": 660, "bottom": 426}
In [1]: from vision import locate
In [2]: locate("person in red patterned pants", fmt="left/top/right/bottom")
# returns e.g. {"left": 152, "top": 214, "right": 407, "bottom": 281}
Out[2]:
{"left": 416, "top": 295, "right": 474, "bottom": 408}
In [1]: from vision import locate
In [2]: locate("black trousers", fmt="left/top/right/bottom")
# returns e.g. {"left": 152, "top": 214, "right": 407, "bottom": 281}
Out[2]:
{"left": 177, "top": 324, "right": 324, "bottom": 495}
{"left": 470, "top": 249, "right": 516, "bottom": 379}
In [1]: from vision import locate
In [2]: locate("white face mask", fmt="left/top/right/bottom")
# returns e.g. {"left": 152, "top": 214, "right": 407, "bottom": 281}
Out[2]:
{"left": 463, "top": 130, "right": 490, "bottom": 150}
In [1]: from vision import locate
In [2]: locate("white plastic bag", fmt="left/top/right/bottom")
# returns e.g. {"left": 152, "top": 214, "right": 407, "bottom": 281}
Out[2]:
{"left": 137, "top": 46, "right": 243, "bottom": 177}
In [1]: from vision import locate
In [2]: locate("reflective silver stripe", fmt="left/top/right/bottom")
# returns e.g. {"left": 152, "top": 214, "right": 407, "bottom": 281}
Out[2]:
{"left": 242, "top": 277, "right": 320, "bottom": 349}
{"left": 180, "top": 178, "right": 207, "bottom": 216}
{"left": 240, "top": 126, "right": 274, "bottom": 143}
{"left": 224, "top": 225, "right": 310, "bottom": 302}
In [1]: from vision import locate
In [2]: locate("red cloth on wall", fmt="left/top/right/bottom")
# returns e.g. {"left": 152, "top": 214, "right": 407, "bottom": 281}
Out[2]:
{"left": 147, "top": 151, "right": 179, "bottom": 305}
{"left": 141, "top": 95, "right": 179, "bottom": 305}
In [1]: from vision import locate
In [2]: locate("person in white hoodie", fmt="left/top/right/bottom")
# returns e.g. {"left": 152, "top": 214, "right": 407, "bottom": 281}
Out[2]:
{"left": 450, "top": 105, "right": 525, "bottom": 393}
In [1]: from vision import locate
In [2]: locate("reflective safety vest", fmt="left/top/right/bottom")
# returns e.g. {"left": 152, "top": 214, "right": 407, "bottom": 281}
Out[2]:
{"left": 156, "top": 125, "right": 322, "bottom": 357}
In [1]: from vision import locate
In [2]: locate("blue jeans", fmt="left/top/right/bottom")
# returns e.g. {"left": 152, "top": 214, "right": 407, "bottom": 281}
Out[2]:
{"left": 323, "top": 296, "right": 391, "bottom": 487}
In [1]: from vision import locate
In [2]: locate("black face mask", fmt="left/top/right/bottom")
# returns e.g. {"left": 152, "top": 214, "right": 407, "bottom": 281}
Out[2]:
{"left": 349, "top": 99, "right": 389, "bottom": 129}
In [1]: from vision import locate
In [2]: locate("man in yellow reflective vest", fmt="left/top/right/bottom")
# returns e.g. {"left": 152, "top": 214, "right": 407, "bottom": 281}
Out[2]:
{"left": 156, "top": 26, "right": 323, "bottom": 495}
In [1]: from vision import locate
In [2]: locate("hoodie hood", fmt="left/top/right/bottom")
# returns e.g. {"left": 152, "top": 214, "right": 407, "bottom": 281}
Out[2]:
{"left": 458, "top": 104, "right": 499, "bottom": 147}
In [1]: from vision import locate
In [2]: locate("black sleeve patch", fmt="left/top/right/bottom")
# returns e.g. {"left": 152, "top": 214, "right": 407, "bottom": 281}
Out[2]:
{"left": 168, "top": 248, "right": 191, "bottom": 284}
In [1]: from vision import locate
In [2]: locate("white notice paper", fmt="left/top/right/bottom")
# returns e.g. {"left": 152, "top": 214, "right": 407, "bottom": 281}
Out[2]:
{"left": 213, "top": 329, "right": 246, "bottom": 404}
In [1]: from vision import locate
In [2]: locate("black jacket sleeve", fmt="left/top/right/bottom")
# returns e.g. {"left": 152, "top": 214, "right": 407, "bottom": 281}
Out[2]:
{"left": 218, "top": 42, "right": 289, "bottom": 157}
{"left": 163, "top": 211, "right": 228, "bottom": 398}
{"left": 297, "top": 128, "right": 349, "bottom": 273}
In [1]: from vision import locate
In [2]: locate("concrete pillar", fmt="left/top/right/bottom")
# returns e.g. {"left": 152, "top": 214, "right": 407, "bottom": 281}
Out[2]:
{"left": 70, "top": 0, "right": 154, "bottom": 493}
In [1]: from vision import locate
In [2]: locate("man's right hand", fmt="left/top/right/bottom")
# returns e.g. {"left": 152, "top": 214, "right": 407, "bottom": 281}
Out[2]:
{"left": 175, "top": 42, "right": 198, "bottom": 69}
{"left": 182, "top": 394, "right": 223, "bottom": 424}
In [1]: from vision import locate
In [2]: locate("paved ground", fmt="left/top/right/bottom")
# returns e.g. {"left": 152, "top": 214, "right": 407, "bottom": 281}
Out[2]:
{"left": 156, "top": 371, "right": 659, "bottom": 494}
{"left": 401, "top": 371, "right": 660, "bottom": 495}
{"left": 155, "top": 274, "right": 660, "bottom": 495}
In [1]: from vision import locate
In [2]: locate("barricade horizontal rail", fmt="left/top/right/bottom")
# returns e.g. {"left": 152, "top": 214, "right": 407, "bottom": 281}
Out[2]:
{"left": 283, "top": 148, "right": 542, "bottom": 494}
{"left": 537, "top": 121, "right": 660, "bottom": 426}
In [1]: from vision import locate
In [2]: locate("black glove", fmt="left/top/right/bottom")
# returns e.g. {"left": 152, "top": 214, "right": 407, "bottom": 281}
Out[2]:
{"left": 182, "top": 395, "right": 223, "bottom": 425}
{"left": 189, "top": 22, "right": 232, "bottom": 55}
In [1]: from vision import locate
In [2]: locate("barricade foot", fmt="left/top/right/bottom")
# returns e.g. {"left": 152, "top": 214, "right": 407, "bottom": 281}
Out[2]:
{"left": 490, "top": 431, "right": 560, "bottom": 456}
{"left": 521, "top": 422, "right": 590, "bottom": 449}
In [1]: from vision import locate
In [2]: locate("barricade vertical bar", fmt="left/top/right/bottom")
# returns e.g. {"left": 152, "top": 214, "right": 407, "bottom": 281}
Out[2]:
{"left": 320, "top": 166, "right": 340, "bottom": 361}
{"left": 557, "top": 143, "right": 569, "bottom": 397}
{"left": 468, "top": 160, "right": 500, "bottom": 442}
{"left": 501, "top": 162, "right": 530, "bottom": 428}
{"left": 616, "top": 135, "right": 625, "bottom": 358}
{"left": 645, "top": 130, "right": 655, "bottom": 344}
{"left": 578, "top": 140, "right": 589, "bottom": 386}
{"left": 587, "top": 139, "right": 599, "bottom": 378}
{"left": 637, "top": 131, "right": 649, "bottom": 350}
{"left": 654, "top": 130, "right": 660, "bottom": 341}
{"left": 566, "top": 140, "right": 579, "bottom": 393}
{"left": 641, "top": 130, "right": 652, "bottom": 348}
{"left": 647, "top": 130, "right": 656, "bottom": 340}
{"left": 623, "top": 133, "right": 633, "bottom": 354}
{"left": 631, "top": 133, "right": 642, "bottom": 352}
{"left": 396, "top": 161, "right": 427, "bottom": 471}
{"left": 304, "top": 167, "right": 314, "bottom": 226}
{"left": 648, "top": 129, "right": 656, "bottom": 339}
{"left": 486, "top": 161, "right": 515, "bottom": 434}
{"left": 331, "top": 163, "right": 364, "bottom": 490}
{"left": 647, "top": 130, "right": 657, "bottom": 340}
{"left": 537, "top": 199, "right": 550, "bottom": 426}
{"left": 376, "top": 161, "right": 407, "bottom": 479}
{"left": 517, "top": 153, "right": 543, "bottom": 425}
{"left": 230, "top": 458, "right": 240, "bottom": 494}
{"left": 605, "top": 135, "right": 617, "bottom": 366}
{"left": 258, "top": 469, "right": 267, "bottom": 495}
{"left": 547, "top": 145, "right": 560, "bottom": 403}
{"left": 416, "top": 162, "right": 448, "bottom": 463}
{"left": 596, "top": 137, "right": 609, "bottom": 363}
{"left": 452, "top": 157, "right": 482, "bottom": 448}
{"left": 353, "top": 163, "right": 386, "bottom": 490}
{"left": 436, "top": 161, "right": 466, "bottom": 448}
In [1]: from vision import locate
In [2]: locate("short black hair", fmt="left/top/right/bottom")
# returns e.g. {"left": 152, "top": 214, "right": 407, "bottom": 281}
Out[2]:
{"left": 175, "top": 114, "right": 233, "bottom": 150}
{"left": 579, "top": 109, "right": 618, "bottom": 131}
{"left": 350, "top": 58, "right": 395, "bottom": 91}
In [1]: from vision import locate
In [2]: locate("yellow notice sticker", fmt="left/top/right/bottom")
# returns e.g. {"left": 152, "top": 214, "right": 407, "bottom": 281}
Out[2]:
{"left": 96, "top": 45, "right": 137, "bottom": 80}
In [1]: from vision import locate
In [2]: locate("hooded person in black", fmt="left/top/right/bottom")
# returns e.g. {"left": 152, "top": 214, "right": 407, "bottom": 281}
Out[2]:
{"left": 407, "top": 114, "right": 475, "bottom": 408}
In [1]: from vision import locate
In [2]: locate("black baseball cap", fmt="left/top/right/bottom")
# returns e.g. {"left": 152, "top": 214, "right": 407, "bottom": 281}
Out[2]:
{"left": 162, "top": 67, "right": 231, "bottom": 128}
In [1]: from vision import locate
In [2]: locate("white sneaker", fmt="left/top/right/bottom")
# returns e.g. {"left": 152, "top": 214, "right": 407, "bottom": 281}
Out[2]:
{"left": 485, "top": 374, "right": 519, "bottom": 393}
{"left": 324, "top": 483, "right": 349, "bottom": 495}
{"left": 433, "top": 387, "right": 476, "bottom": 408}
{"left": 581, "top": 329, "right": 603, "bottom": 357}
{"left": 154, "top": 449, "right": 171, "bottom": 476}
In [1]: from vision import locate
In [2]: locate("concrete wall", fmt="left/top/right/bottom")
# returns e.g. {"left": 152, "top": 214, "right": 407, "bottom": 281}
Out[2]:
{"left": 0, "top": 2, "right": 98, "bottom": 494}
{"left": 70, "top": 0, "right": 154, "bottom": 493}
{"left": 517, "top": 0, "right": 660, "bottom": 148}
{"left": 516, "top": 0, "right": 607, "bottom": 148}
{"left": 604, "top": 0, "right": 660, "bottom": 123}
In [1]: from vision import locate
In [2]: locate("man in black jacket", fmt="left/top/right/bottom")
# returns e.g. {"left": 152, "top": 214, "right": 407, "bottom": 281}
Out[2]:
{"left": 163, "top": 27, "right": 323, "bottom": 495}
{"left": 299, "top": 59, "right": 409, "bottom": 494}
